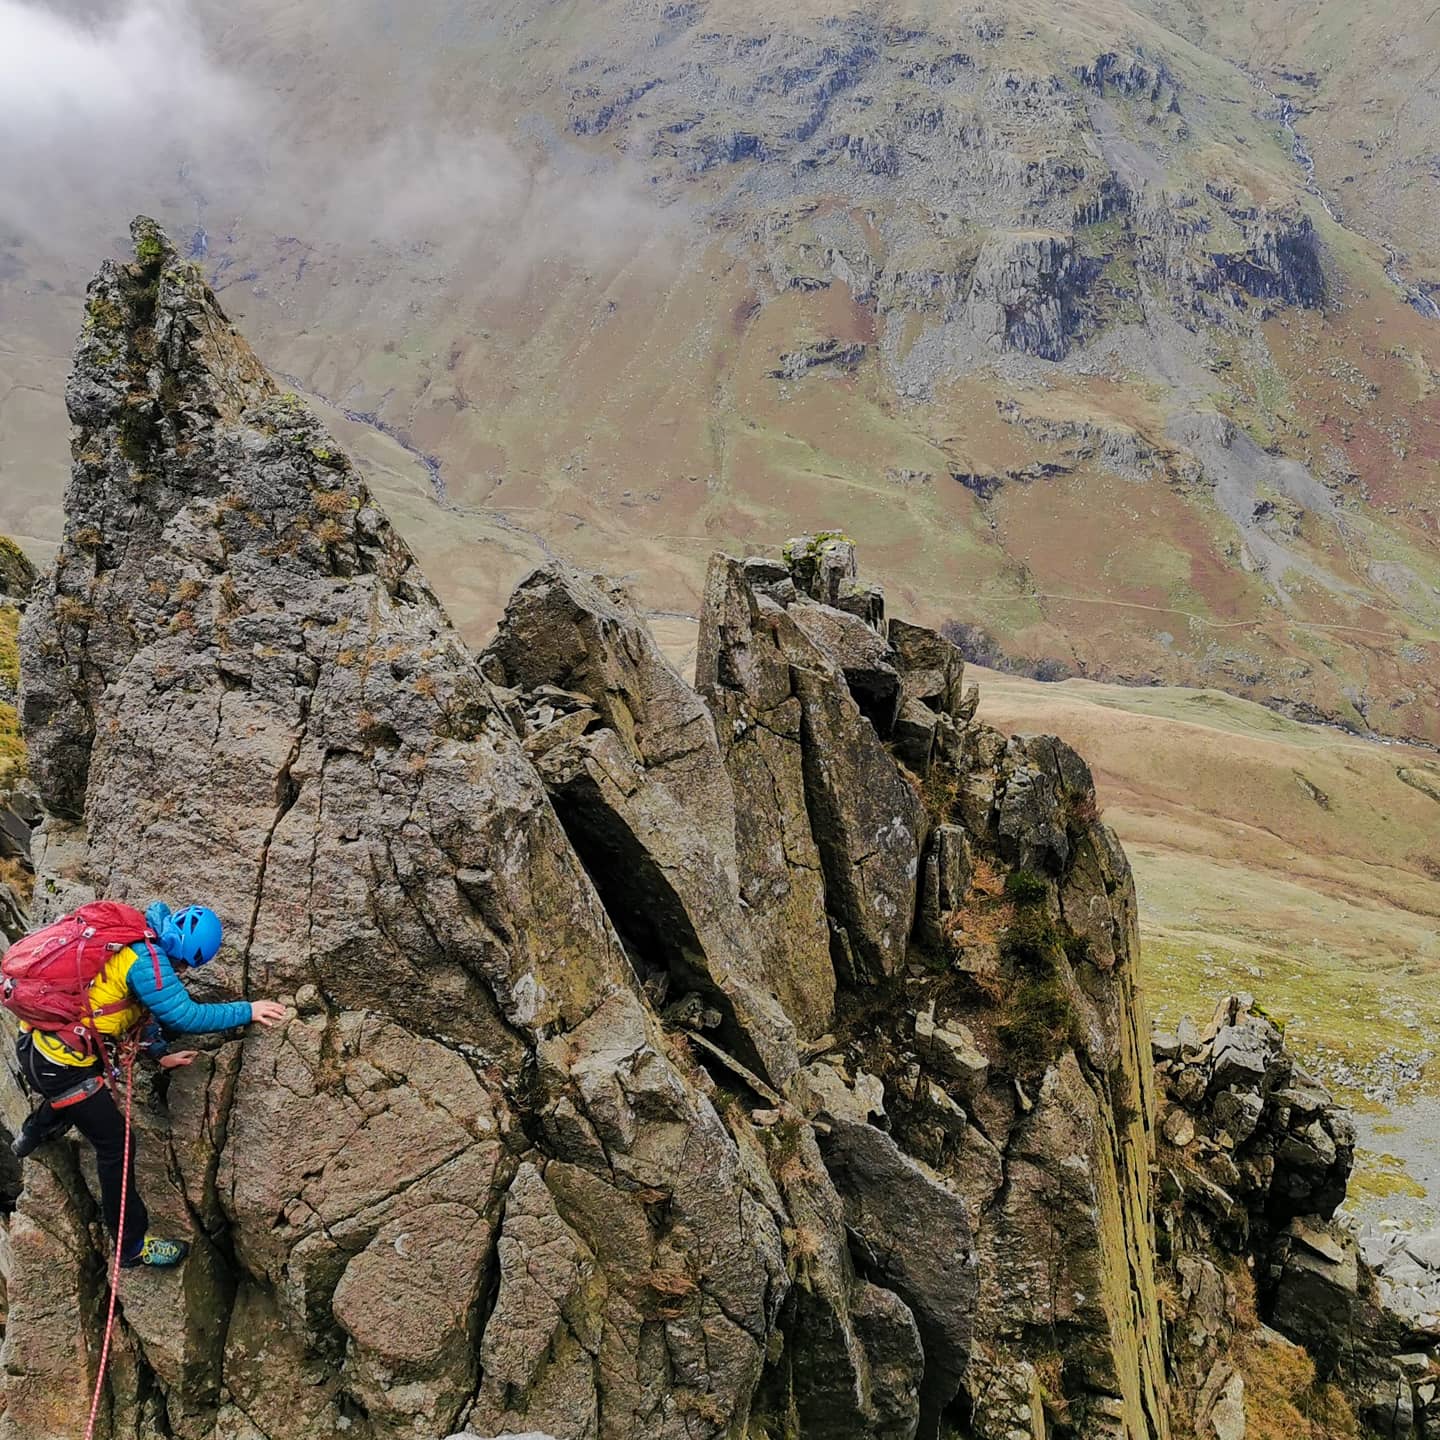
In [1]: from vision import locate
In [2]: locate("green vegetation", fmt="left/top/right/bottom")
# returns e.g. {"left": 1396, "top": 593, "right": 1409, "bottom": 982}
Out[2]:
{"left": 1004, "top": 868, "right": 1049, "bottom": 905}
{"left": 997, "top": 904, "right": 1083, "bottom": 1076}
{"left": 310, "top": 446, "right": 348, "bottom": 470}
{"left": 1347, "top": 1150, "right": 1428, "bottom": 1204}
{"left": 999, "top": 972, "right": 1079, "bottom": 1076}
{"left": 117, "top": 403, "right": 161, "bottom": 464}
{"left": 0, "top": 604, "right": 18, "bottom": 690}
{"left": 916, "top": 757, "right": 962, "bottom": 827}
{"left": 0, "top": 603, "right": 25, "bottom": 789}
{"left": 0, "top": 709, "right": 23, "bottom": 789}
{"left": 84, "top": 295, "right": 125, "bottom": 332}
{"left": 134, "top": 229, "right": 166, "bottom": 266}
{"left": 0, "top": 538, "right": 33, "bottom": 603}
{"left": 1002, "top": 905, "right": 1063, "bottom": 972}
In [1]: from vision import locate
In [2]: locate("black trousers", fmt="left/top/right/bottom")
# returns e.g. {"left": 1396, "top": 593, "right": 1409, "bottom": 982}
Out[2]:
{"left": 15, "top": 1035, "right": 149, "bottom": 1256}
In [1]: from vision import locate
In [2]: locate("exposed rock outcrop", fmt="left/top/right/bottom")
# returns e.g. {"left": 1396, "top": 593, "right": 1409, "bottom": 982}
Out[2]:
{"left": 0, "top": 224, "right": 1177, "bottom": 1440}
{"left": 968, "top": 230, "right": 1082, "bottom": 360}
{"left": 1155, "top": 996, "right": 1438, "bottom": 1439}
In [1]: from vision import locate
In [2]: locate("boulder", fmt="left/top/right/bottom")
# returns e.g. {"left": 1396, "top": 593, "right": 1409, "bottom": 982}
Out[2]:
{"left": 835, "top": 580, "right": 886, "bottom": 630}
{"left": 1209, "top": 1020, "right": 1276, "bottom": 1092}
{"left": 783, "top": 533, "right": 860, "bottom": 607}
{"left": 694, "top": 556, "right": 839, "bottom": 1040}
{"left": 820, "top": 1118, "right": 977, "bottom": 1436}
{"left": 849, "top": 1282, "right": 926, "bottom": 1439}
{"left": 787, "top": 598, "right": 903, "bottom": 734}
{"left": 787, "top": 659, "right": 925, "bottom": 982}
{"left": 996, "top": 733, "right": 1096, "bottom": 872}
{"left": 1209, "top": 1370, "right": 1245, "bottom": 1440}
{"left": 1271, "top": 1224, "right": 1359, "bottom": 1365}
{"left": 916, "top": 823, "right": 972, "bottom": 949}
{"left": 487, "top": 563, "right": 800, "bottom": 1086}
{"left": 915, "top": 1006, "right": 989, "bottom": 1100}
{"left": 697, "top": 562, "right": 924, "bottom": 985}
{"left": 1365, "top": 1377, "right": 1415, "bottom": 1439}
{"left": 892, "top": 696, "right": 940, "bottom": 773}
{"left": 888, "top": 619, "right": 966, "bottom": 717}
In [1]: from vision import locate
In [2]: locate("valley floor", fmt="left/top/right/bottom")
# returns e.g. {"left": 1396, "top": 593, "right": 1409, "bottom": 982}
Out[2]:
{"left": 975, "top": 671, "right": 1440, "bottom": 1225}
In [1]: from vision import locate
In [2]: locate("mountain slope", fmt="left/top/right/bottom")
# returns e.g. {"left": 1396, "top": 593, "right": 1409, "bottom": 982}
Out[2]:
{"left": 0, "top": 0, "right": 1436, "bottom": 742}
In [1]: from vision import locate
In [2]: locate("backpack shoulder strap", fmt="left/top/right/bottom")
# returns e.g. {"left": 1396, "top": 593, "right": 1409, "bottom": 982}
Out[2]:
{"left": 142, "top": 938, "right": 163, "bottom": 991}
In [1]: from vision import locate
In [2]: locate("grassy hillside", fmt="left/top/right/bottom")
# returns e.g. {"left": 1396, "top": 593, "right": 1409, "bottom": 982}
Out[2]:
{"left": 4, "top": 0, "right": 1435, "bottom": 745}
{"left": 977, "top": 671, "right": 1440, "bottom": 1081}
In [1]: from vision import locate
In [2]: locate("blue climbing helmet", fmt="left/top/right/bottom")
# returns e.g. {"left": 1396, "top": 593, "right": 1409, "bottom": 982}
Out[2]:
{"left": 172, "top": 905, "right": 223, "bottom": 967}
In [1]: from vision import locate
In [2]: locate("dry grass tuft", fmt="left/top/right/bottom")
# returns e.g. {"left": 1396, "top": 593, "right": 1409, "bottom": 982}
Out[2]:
{"left": 0, "top": 856, "right": 33, "bottom": 904}
{"left": 1232, "top": 1331, "right": 1361, "bottom": 1440}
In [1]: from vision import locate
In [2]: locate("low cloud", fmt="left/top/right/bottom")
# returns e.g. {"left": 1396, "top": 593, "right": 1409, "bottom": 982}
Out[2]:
{"left": 0, "top": 0, "right": 680, "bottom": 277}
{"left": 0, "top": 0, "right": 248, "bottom": 255}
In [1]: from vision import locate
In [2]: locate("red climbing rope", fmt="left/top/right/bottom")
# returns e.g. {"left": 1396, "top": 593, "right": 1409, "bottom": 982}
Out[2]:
{"left": 82, "top": 1040, "right": 136, "bottom": 1440}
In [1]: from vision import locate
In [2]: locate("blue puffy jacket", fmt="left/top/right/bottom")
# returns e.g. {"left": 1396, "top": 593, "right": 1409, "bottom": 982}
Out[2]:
{"left": 128, "top": 947, "right": 253, "bottom": 1040}
{"left": 133, "top": 901, "right": 252, "bottom": 1055}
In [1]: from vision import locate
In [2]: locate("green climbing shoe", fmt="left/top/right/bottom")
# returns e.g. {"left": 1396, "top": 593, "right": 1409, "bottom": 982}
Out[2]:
{"left": 120, "top": 1235, "right": 190, "bottom": 1269}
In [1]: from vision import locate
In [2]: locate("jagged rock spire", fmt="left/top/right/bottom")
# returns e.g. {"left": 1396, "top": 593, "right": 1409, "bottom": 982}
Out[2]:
{"left": 3, "top": 226, "right": 1170, "bottom": 1440}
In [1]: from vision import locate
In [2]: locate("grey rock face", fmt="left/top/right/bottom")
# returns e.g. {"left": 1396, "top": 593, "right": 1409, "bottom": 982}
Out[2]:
{"left": 821, "top": 1118, "right": 977, "bottom": 1434}
{"left": 1, "top": 226, "right": 1176, "bottom": 1440}
{"left": 788, "top": 598, "right": 902, "bottom": 734}
{"left": 915, "top": 823, "right": 972, "bottom": 950}
{"left": 484, "top": 562, "right": 801, "bottom": 1086}
{"left": 968, "top": 230, "right": 1081, "bottom": 359}
{"left": 889, "top": 619, "right": 966, "bottom": 719}
{"left": 693, "top": 554, "right": 839, "bottom": 1039}
{"left": 1153, "top": 996, "right": 1440, "bottom": 1437}
{"left": 698, "top": 552, "right": 924, "bottom": 988}
{"left": 5, "top": 223, "right": 784, "bottom": 1440}
{"left": 1155, "top": 994, "right": 1354, "bottom": 1248}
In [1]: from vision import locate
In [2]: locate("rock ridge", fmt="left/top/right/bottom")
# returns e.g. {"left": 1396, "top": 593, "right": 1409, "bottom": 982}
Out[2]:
{"left": 0, "top": 223, "right": 1171, "bottom": 1440}
{"left": 3, "top": 220, "right": 1422, "bottom": 1440}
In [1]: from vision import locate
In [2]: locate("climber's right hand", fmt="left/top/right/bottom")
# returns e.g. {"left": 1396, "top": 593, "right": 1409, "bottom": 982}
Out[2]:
{"left": 249, "top": 1000, "right": 288, "bottom": 1027}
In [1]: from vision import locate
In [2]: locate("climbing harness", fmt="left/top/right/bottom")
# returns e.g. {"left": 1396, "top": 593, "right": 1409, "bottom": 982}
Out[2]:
{"left": 47, "top": 1072, "right": 107, "bottom": 1110}
{"left": 82, "top": 1034, "right": 138, "bottom": 1440}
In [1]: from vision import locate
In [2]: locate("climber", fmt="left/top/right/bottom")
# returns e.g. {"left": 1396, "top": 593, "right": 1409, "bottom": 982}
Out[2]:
{"left": 9, "top": 901, "right": 287, "bottom": 1268}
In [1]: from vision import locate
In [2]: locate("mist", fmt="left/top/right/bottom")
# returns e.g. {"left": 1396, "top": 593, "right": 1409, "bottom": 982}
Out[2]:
{"left": 0, "top": 0, "right": 681, "bottom": 276}
{"left": 0, "top": 0, "right": 248, "bottom": 256}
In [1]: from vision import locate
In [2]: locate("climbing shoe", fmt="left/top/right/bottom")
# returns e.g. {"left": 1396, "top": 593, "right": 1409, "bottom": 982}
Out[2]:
{"left": 11, "top": 1128, "right": 42, "bottom": 1161}
{"left": 10, "top": 1117, "right": 65, "bottom": 1161}
{"left": 120, "top": 1235, "right": 190, "bottom": 1269}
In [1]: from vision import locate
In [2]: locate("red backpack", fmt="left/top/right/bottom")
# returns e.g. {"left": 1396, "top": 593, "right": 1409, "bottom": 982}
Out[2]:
{"left": 1, "top": 902, "right": 162, "bottom": 1055}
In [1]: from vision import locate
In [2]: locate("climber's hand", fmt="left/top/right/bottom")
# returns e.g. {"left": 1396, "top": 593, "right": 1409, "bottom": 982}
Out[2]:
{"left": 159, "top": 1050, "right": 198, "bottom": 1070}
{"left": 250, "top": 1000, "right": 288, "bottom": 1027}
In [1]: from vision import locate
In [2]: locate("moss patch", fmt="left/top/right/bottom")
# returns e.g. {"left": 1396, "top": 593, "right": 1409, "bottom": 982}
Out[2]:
{"left": 0, "top": 538, "right": 34, "bottom": 599}
{"left": 1004, "top": 868, "right": 1049, "bottom": 905}
{"left": 0, "top": 706, "right": 25, "bottom": 791}
{"left": 0, "top": 604, "right": 18, "bottom": 691}
{"left": 1348, "top": 1151, "right": 1429, "bottom": 1203}
{"left": 997, "top": 906, "right": 1082, "bottom": 1076}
